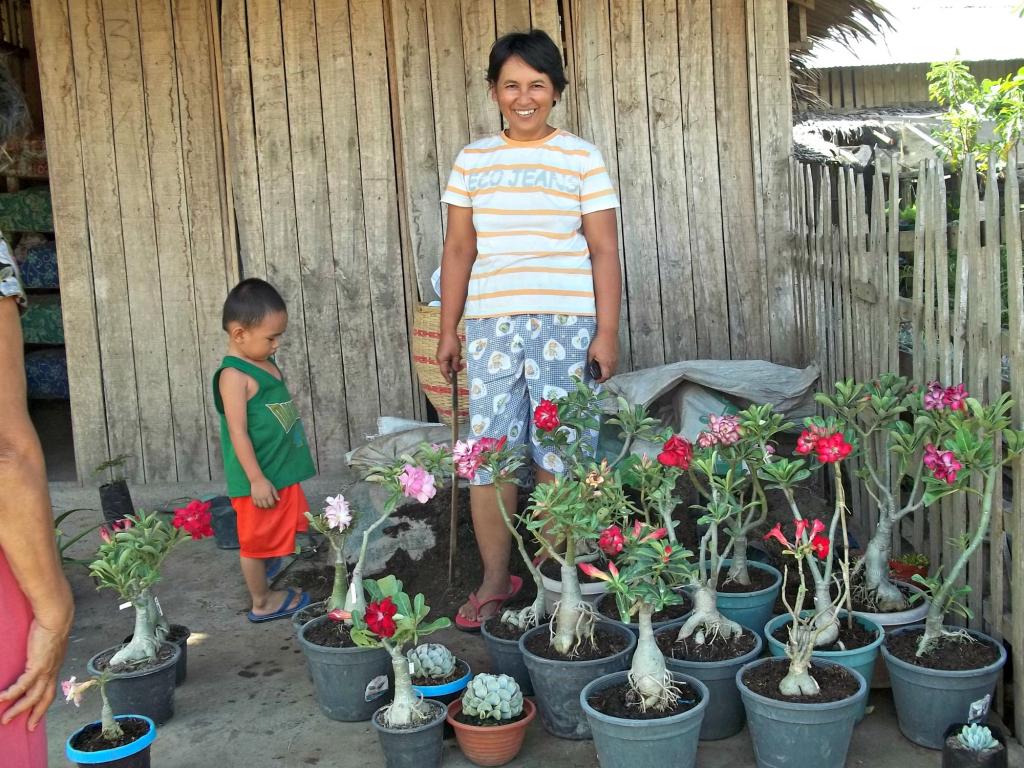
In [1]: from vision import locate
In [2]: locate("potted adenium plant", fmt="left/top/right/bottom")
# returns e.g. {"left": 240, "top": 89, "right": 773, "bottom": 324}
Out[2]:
{"left": 62, "top": 672, "right": 157, "bottom": 768}
{"left": 94, "top": 453, "right": 134, "bottom": 525}
{"left": 86, "top": 502, "right": 212, "bottom": 724}
{"left": 737, "top": 521, "right": 868, "bottom": 768}
{"left": 292, "top": 492, "right": 357, "bottom": 632}
{"left": 578, "top": 524, "right": 709, "bottom": 767}
{"left": 447, "top": 673, "right": 536, "bottom": 767}
{"left": 881, "top": 391, "right": 1021, "bottom": 749}
{"left": 297, "top": 445, "right": 452, "bottom": 722}
{"left": 348, "top": 576, "right": 452, "bottom": 767}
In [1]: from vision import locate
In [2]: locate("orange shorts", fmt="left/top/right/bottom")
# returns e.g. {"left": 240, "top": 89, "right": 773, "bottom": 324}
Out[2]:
{"left": 232, "top": 483, "right": 310, "bottom": 559}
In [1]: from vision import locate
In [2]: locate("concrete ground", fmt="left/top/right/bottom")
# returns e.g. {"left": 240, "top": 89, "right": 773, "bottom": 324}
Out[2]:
{"left": 43, "top": 479, "right": 1015, "bottom": 767}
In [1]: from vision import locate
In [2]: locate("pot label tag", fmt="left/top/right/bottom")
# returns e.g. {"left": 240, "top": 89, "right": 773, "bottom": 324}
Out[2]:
{"left": 968, "top": 694, "right": 991, "bottom": 723}
{"left": 365, "top": 675, "right": 389, "bottom": 702}
{"left": 118, "top": 601, "right": 132, "bottom": 611}
{"left": 154, "top": 596, "right": 164, "bottom": 617}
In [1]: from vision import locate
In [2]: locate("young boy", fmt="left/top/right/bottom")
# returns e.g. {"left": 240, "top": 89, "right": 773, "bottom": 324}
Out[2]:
{"left": 214, "top": 278, "right": 314, "bottom": 622}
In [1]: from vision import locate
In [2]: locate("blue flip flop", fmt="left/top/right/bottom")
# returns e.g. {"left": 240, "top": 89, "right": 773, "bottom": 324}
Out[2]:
{"left": 265, "top": 557, "right": 284, "bottom": 581}
{"left": 247, "top": 588, "right": 310, "bottom": 623}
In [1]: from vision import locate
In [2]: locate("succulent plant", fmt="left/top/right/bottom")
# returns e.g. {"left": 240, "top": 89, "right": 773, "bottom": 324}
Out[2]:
{"left": 461, "top": 673, "right": 523, "bottom": 721}
{"left": 408, "top": 643, "right": 456, "bottom": 679}
{"left": 957, "top": 724, "right": 999, "bottom": 751}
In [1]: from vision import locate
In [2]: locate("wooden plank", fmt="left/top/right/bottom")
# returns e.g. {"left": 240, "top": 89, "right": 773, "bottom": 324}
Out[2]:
{"left": 315, "top": 0, "right": 383, "bottom": 445}
{"left": 835, "top": 168, "right": 851, "bottom": 377}
{"left": 281, "top": 0, "right": 351, "bottom": 469}
{"left": 751, "top": 0, "right": 796, "bottom": 364}
{"left": 102, "top": 0, "right": 176, "bottom": 482}
{"left": 67, "top": 0, "right": 144, "bottom": 482}
{"left": 135, "top": 0, "right": 210, "bottom": 481}
{"left": 174, "top": 0, "right": 237, "bottom": 477}
{"left": 644, "top": 0, "right": 696, "bottom": 362}
{"left": 713, "top": 0, "right": 766, "bottom": 360}
{"left": 679, "top": 0, "right": 727, "bottom": 358}
{"left": 221, "top": 0, "right": 267, "bottom": 278}
{"left": 461, "top": 0, "right": 499, "bottom": 141}
{"left": 1003, "top": 147, "right": 1024, "bottom": 739}
{"left": 391, "top": 0, "right": 441, "bottom": 299}
{"left": 811, "top": 164, "right": 827, "bottom": 376}
{"left": 246, "top": 0, "right": 318, "bottom": 464}
{"left": 352, "top": 0, "right": 416, "bottom": 418}
{"left": 571, "top": 0, "right": 630, "bottom": 369}
{"left": 886, "top": 154, "right": 899, "bottom": 374}
{"left": 495, "top": 0, "right": 530, "bottom": 35}
{"left": 610, "top": 0, "right": 662, "bottom": 369}
{"left": 31, "top": 0, "right": 109, "bottom": 481}
{"left": 426, "top": 0, "right": 470, "bottom": 238}
{"left": 821, "top": 166, "right": 837, "bottom": 389}
{"left": 530, "top": 0, "right": 576, "bottom": 133}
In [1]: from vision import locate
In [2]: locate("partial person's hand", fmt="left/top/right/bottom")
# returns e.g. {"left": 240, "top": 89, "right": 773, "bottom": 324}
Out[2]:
{"left": 436, "top": 332, "right": 464, "bottom": 384}
{"left": 0, "top": 617, "right": 71, "bottom": 729}
{"left": 587, "top": 331, "right": 618, "bottom": 384}
{"left": 251, "top": 477, "right": 279, "bottom": 509}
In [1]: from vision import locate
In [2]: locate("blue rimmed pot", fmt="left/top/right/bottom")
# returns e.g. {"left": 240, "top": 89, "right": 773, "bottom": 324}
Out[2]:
{"left": 655, "top": 620, "right": 763, "bottom": 740}
{"left": 881, "top": 624, "right": 1007, "bottom": 749}
{"left": 519, "top": 621, "right": 637, "bottom": 740}
{"left": 764, "top": 612, "right": 883, "bottom": 721}
{"left": 580, "top": 670, "right": 708, "bottom": 768}
{"left": 413, "top": 658, "right": 471, "bottom": 739}
{"left": 87, "top": 643, "right": 180, "bottom": 726}
{"left": 707, "top": 560, "right": 781, "bottom": 641}
{"left": 66, "top": 715, "right": 156, "bottom": 767}
{"left": 737, "top": 657, "right": 867, "bottom": 768}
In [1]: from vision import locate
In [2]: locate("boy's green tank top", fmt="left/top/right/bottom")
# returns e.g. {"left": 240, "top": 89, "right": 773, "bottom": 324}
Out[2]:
{"left": 213, "top": 356, "right": 315, "bottom": 498}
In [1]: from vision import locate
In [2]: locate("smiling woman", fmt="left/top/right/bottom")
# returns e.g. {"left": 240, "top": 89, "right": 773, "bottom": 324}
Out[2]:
{"left": 435, "top": 29, "right": 623, "bottom": 631}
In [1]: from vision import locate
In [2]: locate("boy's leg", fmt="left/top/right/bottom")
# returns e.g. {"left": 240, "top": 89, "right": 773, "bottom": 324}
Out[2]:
{"left": 234, "top": 488, "right": 308, "bottom": 616}
{"left": 241, "top": 555, "right": 303, "bottom": 616}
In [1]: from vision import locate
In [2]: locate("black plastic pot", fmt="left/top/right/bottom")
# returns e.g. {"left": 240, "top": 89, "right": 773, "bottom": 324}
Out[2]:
{"left": 208, "top": 496, "right": 240, "bottom": 550}
{"left": 941, "top": 723, "right": 1008, "bottom": 768}
{"left": 88, "top": 643, "right": 180, "bottom": 725}
{"left": 123, "top": 625, "right": 190, "bottom": 686}
{"left": 99, "top": 480, "right": 135, "bottom": 525}
{"left": 66, "top": 715, "right": 156, "bottom": 767}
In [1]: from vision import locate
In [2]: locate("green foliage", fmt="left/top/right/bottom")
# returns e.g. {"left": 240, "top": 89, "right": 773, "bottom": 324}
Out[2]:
{"left": 89, "top": 511, "right": 188, "bottom": 601}
{"left": 909, "top": 568, "right": 973, "bottom": 622}
{"left": 55, "top": 508, "right": 103, "bottom": 568}
{"left": 349, "top": 576, "right": 451, "bottom": 649}
{"left": 92, "top": 453, "right": 132, "bottom": 484}
{"left": 895, "top": 552, "right": 929, "bottom": 567}
{"left": 600, "top": 530, "right": 695, "bottom": 620}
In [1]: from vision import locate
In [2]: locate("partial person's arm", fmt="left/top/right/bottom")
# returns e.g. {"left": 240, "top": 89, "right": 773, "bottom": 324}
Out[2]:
{"left": 0, "top": 296, "right": 74, "bottom": 729}
{"left": 582, "top": 208, "right": 620, "bottom": 383}
{"left": 219, "top": 368, "right": 277, "bottom": 509}
{"left": 437, "top": 204, "right": 477, "bottom": 383}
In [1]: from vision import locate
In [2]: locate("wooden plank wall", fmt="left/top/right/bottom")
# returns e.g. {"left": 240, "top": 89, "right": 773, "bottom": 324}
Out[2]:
{"left": 32, "top": 0, "right": 234, "bottom": 483}
{"left": 790, "top": 151, "right": 1024, "bottom": 736}
{"left": 813, "top": 59, "right": 1024, "bottom": 110}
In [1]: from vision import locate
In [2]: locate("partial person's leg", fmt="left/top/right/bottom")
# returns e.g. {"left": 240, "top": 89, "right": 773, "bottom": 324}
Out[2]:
{"left": 234, "top": 495, "right": 305, "bottom": 616}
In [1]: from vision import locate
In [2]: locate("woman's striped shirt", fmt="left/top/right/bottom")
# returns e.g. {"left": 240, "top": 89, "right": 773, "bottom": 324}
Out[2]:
{"left": 441, "top": 129, "right": 619, "bottom": 319}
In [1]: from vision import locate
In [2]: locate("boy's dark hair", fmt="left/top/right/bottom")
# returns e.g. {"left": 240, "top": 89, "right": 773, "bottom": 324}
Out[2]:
{"left": 486, "top": 30, "right": 567, "bottom": 96}
{"left": 222, "top": 278, "right": 287, "bottom": 330}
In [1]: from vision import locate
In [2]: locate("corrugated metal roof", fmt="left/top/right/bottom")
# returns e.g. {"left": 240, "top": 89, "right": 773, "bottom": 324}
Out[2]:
{"left": 806, "top": 1, "right": 1024, "bottom": 68}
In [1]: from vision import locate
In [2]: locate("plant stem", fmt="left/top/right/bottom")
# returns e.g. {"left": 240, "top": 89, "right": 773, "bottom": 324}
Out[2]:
{"left": 345, "top": 511, "right": 395, "bottom": 616}
{"left": 629, "top": 603, "right": 672, "bottom": 710}
{"left": 98, "top": 681, "right": 124, "bottom": 741}
{"left": 383, "top": 644, "right": 428, "bottom": 727}
{"left": 328, "top": 546, "right": 349, "bottom": 611}
{"left": 110, "top": 588, "right": 159, "bottom": 666}
{"left": 494, "top": 481, "right": 546, "bottom": 628}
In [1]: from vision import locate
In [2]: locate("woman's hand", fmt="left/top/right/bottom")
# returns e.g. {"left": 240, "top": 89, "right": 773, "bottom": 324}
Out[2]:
{"left": 0, "top": 615, "right": 72, "bottom": 729}
{"left": 587, "top": 330, "right": 618, "bottom": 384}
{"left": 436, "top": 332, "right": 464, "bottom": 384}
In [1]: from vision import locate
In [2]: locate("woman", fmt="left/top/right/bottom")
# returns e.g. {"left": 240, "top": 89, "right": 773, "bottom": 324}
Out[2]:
{"left": 0, "top": 238, "right": 74, "bottom": 765}
{"left": 436, "top": 29, "right": 621, "bottom": 629}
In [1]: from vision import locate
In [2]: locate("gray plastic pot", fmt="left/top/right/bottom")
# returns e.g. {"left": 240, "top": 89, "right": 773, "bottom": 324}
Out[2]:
{"left": 656, "top": 620, "right": 763, "bottom": 740}
{"left": 580, "top": 670, "right": 708, "bottom": 768}
{"left": 519, "top": 621, "right": 636, "bottom": 740}
{"left": 299, "top": 615, "right": 392, "bottom": 721}
{"left": 481, "top": 619, "right": 533, "bottom": 696}
{"left": 87, "top": 642, "right": 180, "bottom": 726}
{"left": 371, "top": 699, "right": 446, "bottom": 768}
{"left": 881, "top": 624, "right": 1007, "bottom": 749}
{"left": 737, "top": 657, "right": 867, "bottom": 768}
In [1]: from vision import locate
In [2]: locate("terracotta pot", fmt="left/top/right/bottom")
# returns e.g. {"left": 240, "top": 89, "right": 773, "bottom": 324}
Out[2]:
{"left": 447, "top": 698, "right": 535, "bottom": 767}
{"left": 888, "top": 560, "right": 928, "bottom": 582}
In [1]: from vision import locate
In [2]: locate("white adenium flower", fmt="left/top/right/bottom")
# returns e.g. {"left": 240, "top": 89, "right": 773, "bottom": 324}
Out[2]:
{"left": 62, "top": 676, "right": 97, "bottom": 707}
{"left": 324, "top": 495, "right": 353, "bottom": 532}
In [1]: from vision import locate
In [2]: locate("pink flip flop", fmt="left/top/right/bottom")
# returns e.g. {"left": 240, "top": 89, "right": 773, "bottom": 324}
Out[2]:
{"left": 454, "top": 576, "right": 524, "bottom": 631}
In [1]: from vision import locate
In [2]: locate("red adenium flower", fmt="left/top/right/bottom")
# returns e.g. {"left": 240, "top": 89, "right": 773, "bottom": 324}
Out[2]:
{"left": 811, "top": 535, "right": 830, "bottom": 560}
{"left": 533, "top": 399, "right": 560, "bottom": 431}
{"left": 598, "top": 525, "right": 625, "bottom": 556}
{"left": 364, "top": 597, "right": 398, "bottom": 638}
{"left": 172, "top": 500, "right": 214, "bottom": 540}
{"left": 815, "top": 433, "right": 852, "bottom": 463}
{"left": 923, "top": 443, "right": 962, "bottom": 484}
{"left": 764, "top": 522, "right": 791, "bottom": 549}
{"left": 327, "top": 608, "right": 350, "bottom": 623}
{"left": 795, "top": 430, "right": 818, "bottom": 455}
{"left": 657, "top": 435, "right": 693, "bottom": 469}
{"left": 794, "top": 519, "right": 809, "bottom": 540}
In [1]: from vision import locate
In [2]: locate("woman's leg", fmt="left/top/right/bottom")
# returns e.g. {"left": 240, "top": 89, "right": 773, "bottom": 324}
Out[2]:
{"left": 459, "top": 483, "right": 519, "bottom": 621}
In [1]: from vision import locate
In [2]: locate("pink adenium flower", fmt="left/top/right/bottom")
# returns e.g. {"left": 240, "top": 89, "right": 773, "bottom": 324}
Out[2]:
{"left": 795, "top": 430, "right": 818, "bottom": 455}
{"left": 764, "top": 522, "right": 792, "bottom": 549}
{"left": 943, "top": 383, "right": 968, "bottom": 411}
{"left": 579, "top": 561, "right": 618, "bottom": 582}
{"left": 172, "top": 500, "right": 214, "bottom": 540}
{"left": 452, "top": 439, "right": 484, "bottom": 480}
{"left": 62, "top": 676, "right": 96, "bottom": 707}
{"left": 923, "top": 443, "right": 962, "bottom": 484}
{"left": 324, "top": 495, "right": 353, "bottom": 531}
{"left": 327, "top": 608, "right": 350, "bottom": 623}
{"left": 923, "top": 381, "right": 946, "bottom": 410}
{"left": 598, "top": 525, "right": 625, "bottom": 556}
{"left": 398, "top": 464, "right": 436, "bottom": 503}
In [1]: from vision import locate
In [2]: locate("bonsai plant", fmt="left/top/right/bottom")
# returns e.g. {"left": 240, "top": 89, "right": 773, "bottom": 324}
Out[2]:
{"left": 447, "top": 674, "right": 536, "bottom": 767}
{"left": 62, "top": 672, "right": 157, "bottom": 767}
{"left": 881, "top": 390, "right": 1022, "bottom": 749}
{"left": 86, "top": 502, "right": 212, "bottom": 723}
{"left": 93, "top": 453, "right": 134, "bottom": 524}
{"left": 347, "top": 576, "right": 452, "bottom": 767}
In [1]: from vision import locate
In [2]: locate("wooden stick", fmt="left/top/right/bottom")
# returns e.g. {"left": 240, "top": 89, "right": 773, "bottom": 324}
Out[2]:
{"left": 448, "top": 369, "right": 459, "bottom": 583}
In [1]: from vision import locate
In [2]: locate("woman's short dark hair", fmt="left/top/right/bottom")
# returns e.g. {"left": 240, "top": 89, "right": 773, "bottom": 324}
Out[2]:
{"left": 222, "top": 278, "right": 287, "bottom": 330}
{"left": 487, "top": 29, "right": 567, "bottom": 95}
